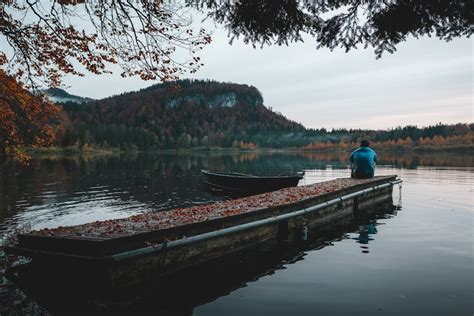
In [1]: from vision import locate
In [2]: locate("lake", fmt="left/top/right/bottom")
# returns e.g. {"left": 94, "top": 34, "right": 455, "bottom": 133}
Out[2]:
{"left": 1, "top": 151, "right": 473, "bottom": 315}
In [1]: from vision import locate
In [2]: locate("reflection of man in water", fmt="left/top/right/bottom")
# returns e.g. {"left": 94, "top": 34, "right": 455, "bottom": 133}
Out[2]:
{"left": 350, "top": 140, "right": 377, "bottom": 179}
{"left": 357, "top": 224, "right": 377, "bottom": 253}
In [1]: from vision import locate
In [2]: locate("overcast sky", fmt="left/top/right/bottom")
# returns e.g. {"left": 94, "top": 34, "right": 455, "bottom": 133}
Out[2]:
{"left": 62, "top": 21, "right": 473, "bottom": 130}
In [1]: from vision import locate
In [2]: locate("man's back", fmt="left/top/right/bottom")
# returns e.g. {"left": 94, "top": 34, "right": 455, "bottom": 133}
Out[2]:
{"left": 350, "top": 146, "right": 377, "bottom": 178}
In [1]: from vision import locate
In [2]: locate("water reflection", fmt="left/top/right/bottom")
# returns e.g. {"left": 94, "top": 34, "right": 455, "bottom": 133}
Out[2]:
{"left": 0, "top": 151, "right": 472, "bottom": 315}
{"left": 1, "top": 150, "right": 471, "bottom": 234}
{"left": 7, "top": 201, "right": 398, "bottom": 315}
{"left": 356, "top": 223, "right": 377, "bottom": 253}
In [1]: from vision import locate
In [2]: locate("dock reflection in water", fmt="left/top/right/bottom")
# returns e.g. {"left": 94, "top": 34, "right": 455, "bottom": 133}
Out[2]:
{"left": 9, "top": 199, "right": 399, "bottom": 315}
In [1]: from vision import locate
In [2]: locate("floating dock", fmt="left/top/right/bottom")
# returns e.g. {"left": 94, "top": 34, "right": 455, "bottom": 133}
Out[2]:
{"left": 6, "top": 175, "right": 401, "bottom": 290}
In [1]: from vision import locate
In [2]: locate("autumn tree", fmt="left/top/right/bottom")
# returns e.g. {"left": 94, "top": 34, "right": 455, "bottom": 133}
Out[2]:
{"left": 0, "top": 0, "right": 211, "bottom": 88}
{"left": 4, "top": 1, "right": 470, "bottom": 88}
{"left": 0, "top": 0, "right": 212, "bottom": 159}
{"left": 0, "top": 69, "right": 60, "bottom": 160}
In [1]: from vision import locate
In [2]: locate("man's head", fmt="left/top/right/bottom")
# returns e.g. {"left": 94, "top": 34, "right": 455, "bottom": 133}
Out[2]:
{"left": 360, "top": 140, "right": 370, "bottom": 147}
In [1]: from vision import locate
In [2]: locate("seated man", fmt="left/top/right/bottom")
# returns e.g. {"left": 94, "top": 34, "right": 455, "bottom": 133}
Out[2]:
{"left": 350, "top": 140, "right": 377, "bottom": 179}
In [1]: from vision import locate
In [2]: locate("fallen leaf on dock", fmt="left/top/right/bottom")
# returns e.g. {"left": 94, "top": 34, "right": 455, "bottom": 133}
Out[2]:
{"left": 30, "top": 177, "right": 391, "bottom": 240}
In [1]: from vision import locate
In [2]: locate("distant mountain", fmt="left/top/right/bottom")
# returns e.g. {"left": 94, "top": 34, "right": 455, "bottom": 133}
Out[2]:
{"left": 43, "top": 88, "right": 94, "bottom": 104}
{"left": 58, "top": 80, "right": 307, "bottom": 150}
{"left": 54, "top": 80, "right": 472, "bottom": 151}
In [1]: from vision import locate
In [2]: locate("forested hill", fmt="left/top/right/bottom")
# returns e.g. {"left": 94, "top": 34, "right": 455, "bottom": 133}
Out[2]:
{"left": 57, "top": 80, "right": 306, "bottom": 150}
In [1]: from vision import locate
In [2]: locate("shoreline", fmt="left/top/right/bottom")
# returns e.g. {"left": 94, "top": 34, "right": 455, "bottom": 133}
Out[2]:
{"left": 21, "top": 144, "right": 474, "bottom": 157}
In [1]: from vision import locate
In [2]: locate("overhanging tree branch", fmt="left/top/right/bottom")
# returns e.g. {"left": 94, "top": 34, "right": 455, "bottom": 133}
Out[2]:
{"left": 0, "top": 0, "right": 211, "bottom": 88}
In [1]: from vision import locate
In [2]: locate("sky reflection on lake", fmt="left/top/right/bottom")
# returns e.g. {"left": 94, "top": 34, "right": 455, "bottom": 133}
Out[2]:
{"left": 0, "top": 151, "right": 473, "bottom": 315}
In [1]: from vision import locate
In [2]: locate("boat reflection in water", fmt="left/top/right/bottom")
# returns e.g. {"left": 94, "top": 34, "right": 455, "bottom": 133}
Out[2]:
{"left": 7, "top": 198, "right": 400, "bottom": 315}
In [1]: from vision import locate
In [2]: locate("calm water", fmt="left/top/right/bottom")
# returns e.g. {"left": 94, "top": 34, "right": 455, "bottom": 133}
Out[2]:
{"left": 0, "top": 151, "right": 473, "bottom": 315}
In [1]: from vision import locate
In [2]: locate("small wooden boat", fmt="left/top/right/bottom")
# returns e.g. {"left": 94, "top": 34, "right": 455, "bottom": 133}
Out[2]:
{"left": 202, "top": 170, "right": 304, "bottom": 194}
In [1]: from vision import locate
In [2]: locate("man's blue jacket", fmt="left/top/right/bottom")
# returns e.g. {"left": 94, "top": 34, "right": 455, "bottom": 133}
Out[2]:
{"left": 349, "top": 147, "right": 377, "bottom": 177}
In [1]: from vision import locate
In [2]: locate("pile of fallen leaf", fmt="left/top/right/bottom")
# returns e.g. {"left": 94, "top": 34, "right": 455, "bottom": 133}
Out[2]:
{"left": 31, "top": 177, "right": 392, "bottom": 239}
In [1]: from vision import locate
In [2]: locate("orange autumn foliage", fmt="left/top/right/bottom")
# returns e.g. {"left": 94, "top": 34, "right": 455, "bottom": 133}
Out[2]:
{"left": 302, "top": 133, "right": 473, "bottom": 151}
{"left": 0, "top": 1, "right": 211, "bottom": 87}
{"left": 0, "top": 70, "right": 60, "bottom": 160}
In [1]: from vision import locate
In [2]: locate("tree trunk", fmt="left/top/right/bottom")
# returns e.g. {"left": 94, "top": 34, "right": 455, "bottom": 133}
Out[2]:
{"left": 0, "top": 141, "right": 6, "bottom": 158}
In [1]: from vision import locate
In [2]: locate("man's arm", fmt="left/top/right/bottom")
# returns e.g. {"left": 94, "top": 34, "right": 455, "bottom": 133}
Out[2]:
{"left": 349, "top": 152, "right": 355, "bottom": 178}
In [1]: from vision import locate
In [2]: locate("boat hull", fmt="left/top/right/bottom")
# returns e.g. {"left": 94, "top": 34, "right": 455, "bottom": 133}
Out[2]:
{"left": 202, "top": 170, "right": 302, "bottom": 193}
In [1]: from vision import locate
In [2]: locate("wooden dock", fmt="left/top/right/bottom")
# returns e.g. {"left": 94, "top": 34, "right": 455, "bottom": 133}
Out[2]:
{"left": 6, "top": 175, "right": 400, "bottom": 290}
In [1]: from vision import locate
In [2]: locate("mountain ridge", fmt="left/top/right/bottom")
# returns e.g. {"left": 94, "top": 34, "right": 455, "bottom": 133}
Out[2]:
{"left": 57, "top": 79, "right": 306, "bottom": 150}
{"left": 50, "top": 80, "right": 473, "bottom": 151}
{"left": 42, "top": 88, "right": 94, "bottom": 104}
